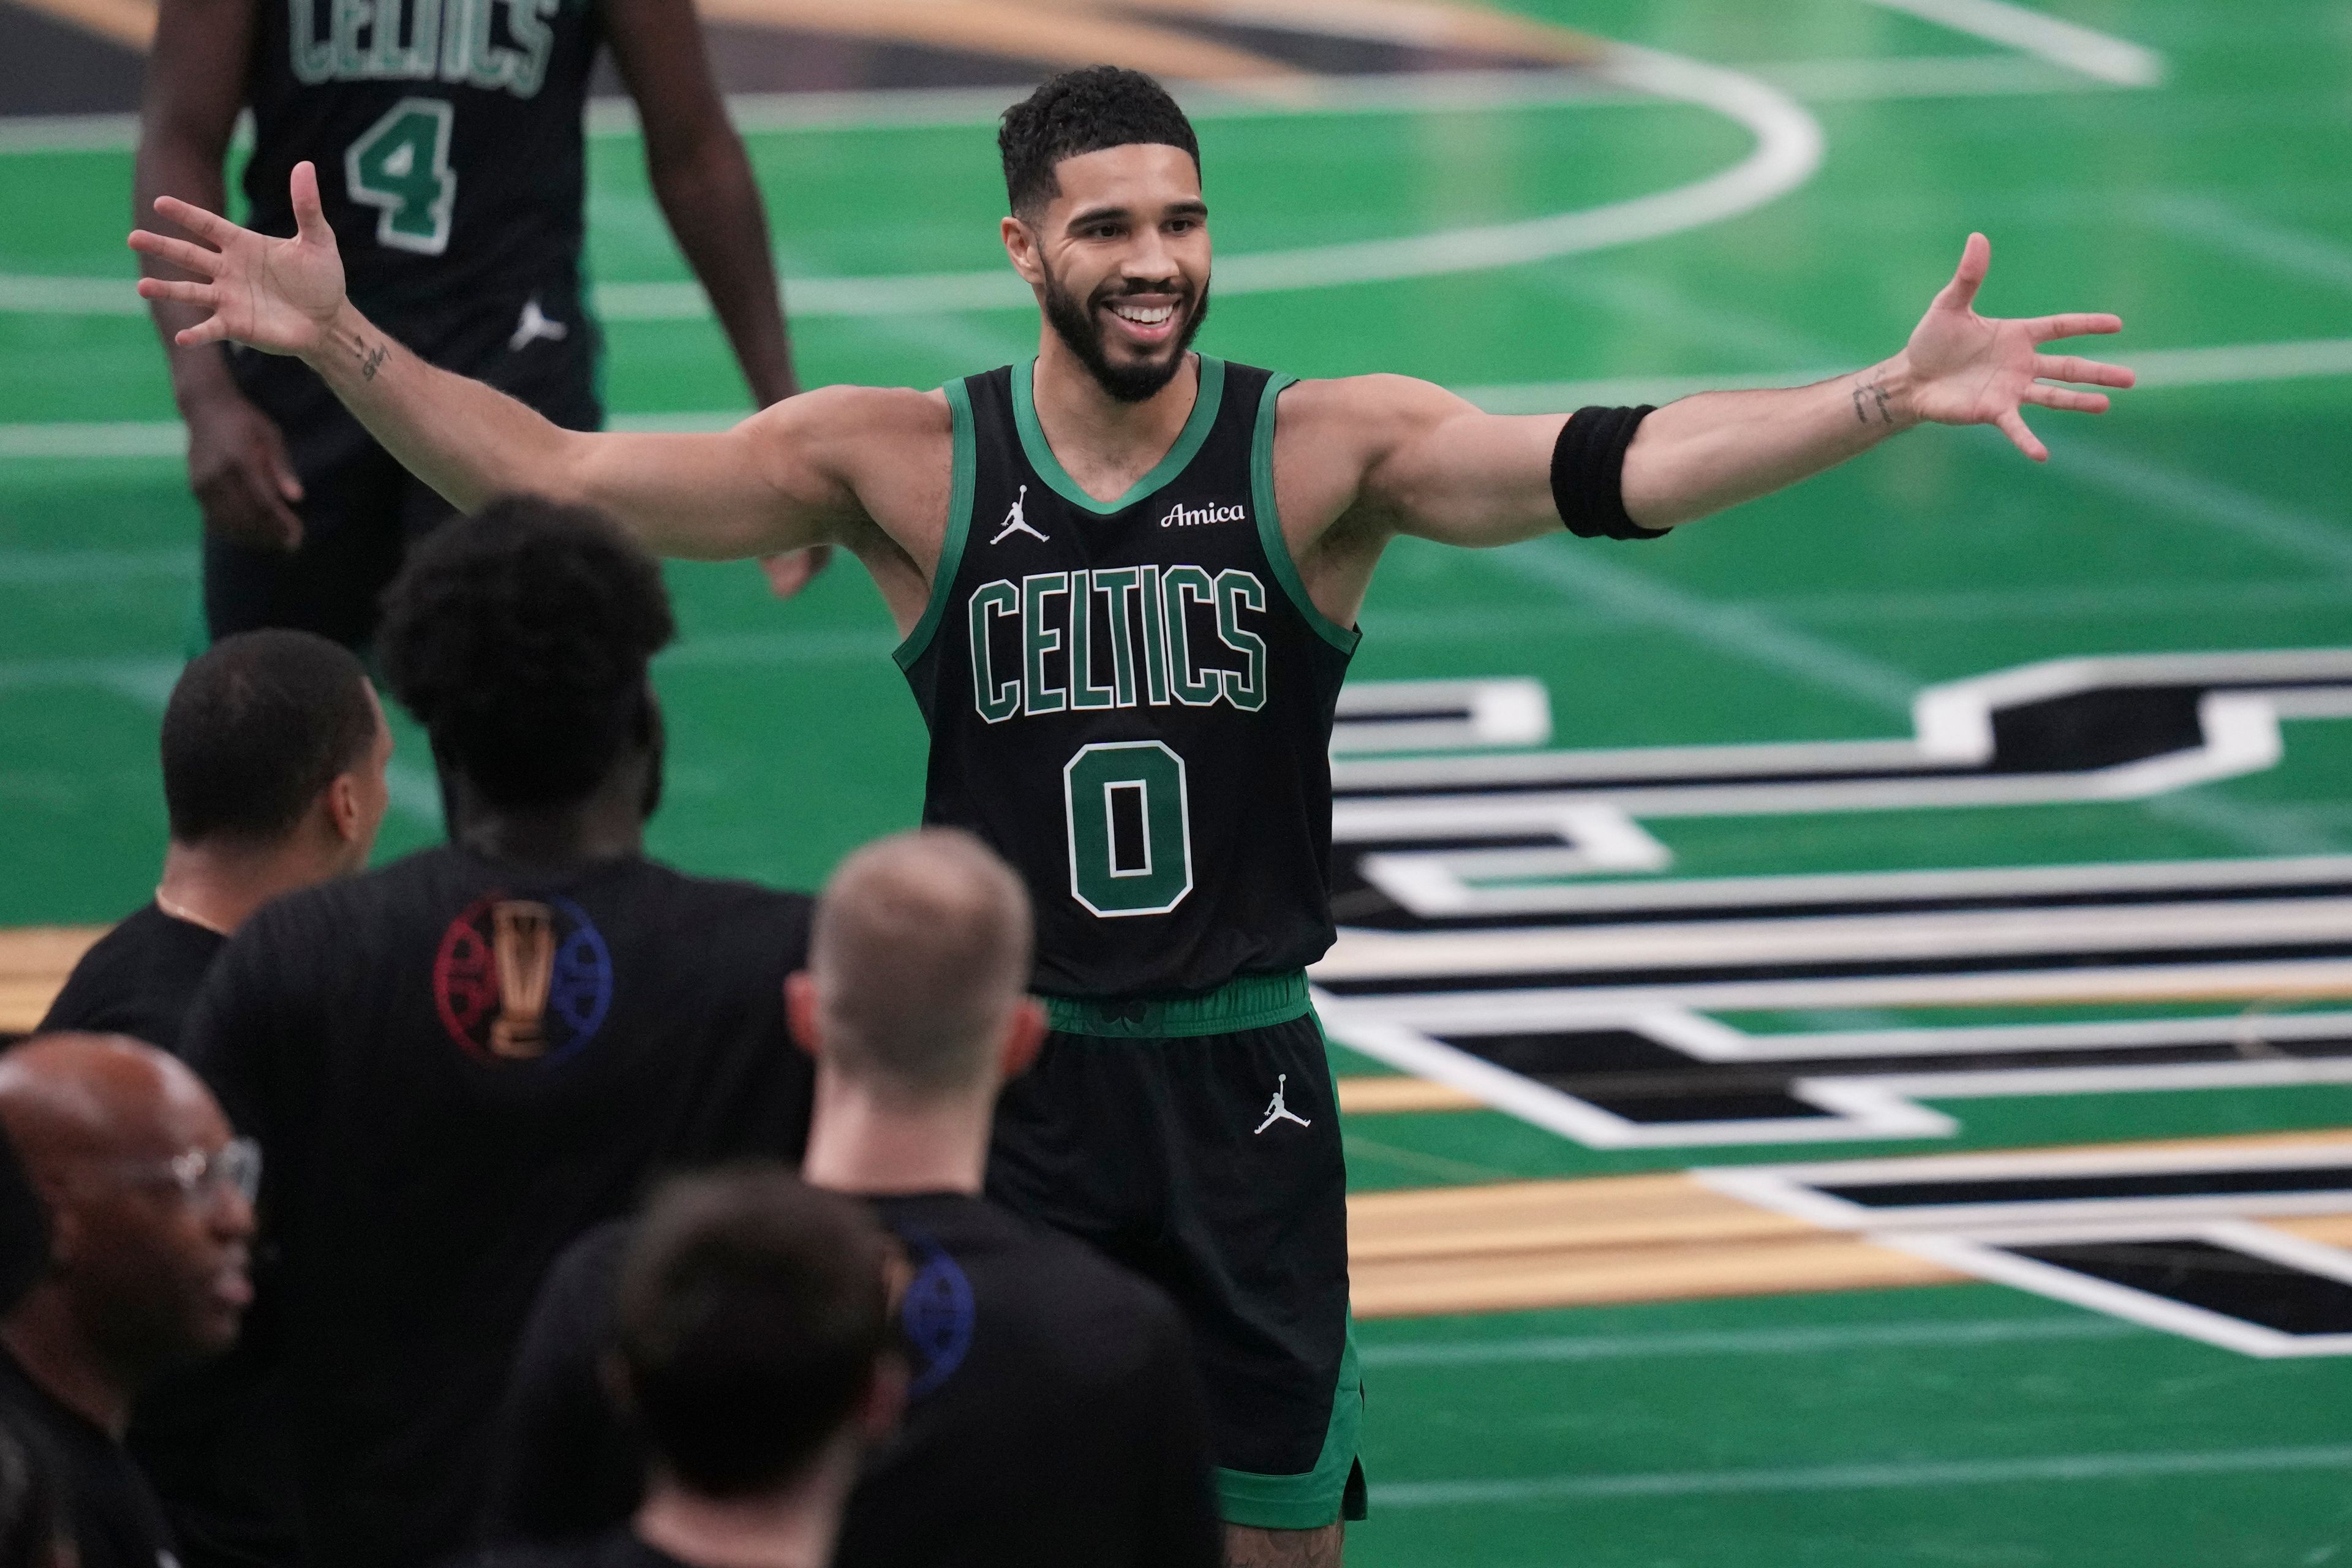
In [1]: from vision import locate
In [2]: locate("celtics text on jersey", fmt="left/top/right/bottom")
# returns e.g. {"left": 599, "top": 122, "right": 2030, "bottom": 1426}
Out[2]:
{"left": 899, "top": 357, "right": 1359, "bottom": 1000}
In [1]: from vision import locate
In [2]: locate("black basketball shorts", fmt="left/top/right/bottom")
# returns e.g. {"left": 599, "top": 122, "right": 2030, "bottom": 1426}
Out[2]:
{"left": 206, "top": 285, "right": 602, "bottom": 649}
{"left": 986, "top": 971, "right": 1367, "bottom": 1531}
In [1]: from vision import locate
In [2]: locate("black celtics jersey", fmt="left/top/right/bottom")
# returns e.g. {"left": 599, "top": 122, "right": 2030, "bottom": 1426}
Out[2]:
{"left": 242, "top": 0, "right": 599, "bottom": 320}
{"left": 899, "top": 357, "right": 1359, "bottom": 999}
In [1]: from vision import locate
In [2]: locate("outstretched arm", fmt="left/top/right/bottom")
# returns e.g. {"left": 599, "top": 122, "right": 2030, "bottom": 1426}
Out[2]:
{"left": 1340, "top": 233, "right": 2132, "bottom": 546}
{"left": 129, "top": 163, "right": 874, "bottom": 562}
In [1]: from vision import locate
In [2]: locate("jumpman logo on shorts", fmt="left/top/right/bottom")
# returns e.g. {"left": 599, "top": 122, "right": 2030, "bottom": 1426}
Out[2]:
{"left": 508, "top": 297, "right": 569, "bottom": 353}
{"left": 991, "top": 484, "right": 1048, "bottom": 545}
{"left": 1255, "top": 1074, "right": 1311, "bottom": 1135}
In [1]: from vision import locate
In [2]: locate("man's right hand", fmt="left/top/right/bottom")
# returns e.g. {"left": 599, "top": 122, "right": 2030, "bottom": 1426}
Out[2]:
{"left": 183, "top": 388, "right": 306, "bottom": 549}
{"left": 130, "top": 160, "right": 347, "bottom": 359}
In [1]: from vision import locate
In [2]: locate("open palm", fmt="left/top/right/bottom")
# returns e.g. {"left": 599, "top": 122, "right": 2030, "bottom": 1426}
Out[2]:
{"left": 130, "top": 161, "right": 347, "bottom": 358}
{"left": 1904, "top": 232, "right": 2133, "bottom": 462}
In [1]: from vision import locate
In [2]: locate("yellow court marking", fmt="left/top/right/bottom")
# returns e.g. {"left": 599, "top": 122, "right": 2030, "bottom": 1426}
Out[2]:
{"left": 17, "top": 0, "right": 1600, "bottom": 73}
{"left": 0, "top": 925, "right": 106, "bottom": 1036}
{"left": 1346, "top": 1129, "right": 2352, "bottom": 1318}
{"left": 1348, "top": 1170, "right": 1964, "bottom": 1317}
{"left": 1336, "top": 1074, "right": 1482, "bottom": 1114}
{"left": 11, "top": 0, "right": 152, "bottom": 46}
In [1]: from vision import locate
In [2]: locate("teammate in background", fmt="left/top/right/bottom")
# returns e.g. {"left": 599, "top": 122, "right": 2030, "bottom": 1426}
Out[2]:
{"left": 34, "top": 631, "right": 385, "bottom": 1568}
{"left": 0, "top": 1034, "right": 257, "bottom": 1568}
{"left": 462, "top": 1167, "right": 899, "bottom": 1568}
{"left": 134, "top": 0, "right": 818, "bottom": 648}
{"left": 130, "top": 64, "right": 2136, "bottom": 1565}
{"left": 489, "top": 829, "right": 1222, "bottom": 1568}
{"left": 179, "top": 499, "right": 817, "bottom": 1568}
{"left": 39, "top": 628, "right": 391, "bottom": 1056}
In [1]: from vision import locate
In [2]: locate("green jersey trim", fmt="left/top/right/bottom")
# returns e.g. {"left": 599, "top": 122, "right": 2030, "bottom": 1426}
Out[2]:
{"left": 1010, "top": 354, "right": 1227, "bottom": 516}
{"left": 892, "top": 379, "right": 978, "bottom": 673}
{"left": 1251, "top": 375, "right": 1362, "bottom": 655}
{"left": 1042, "top": 968, "right": 1310, "bottom": 1038}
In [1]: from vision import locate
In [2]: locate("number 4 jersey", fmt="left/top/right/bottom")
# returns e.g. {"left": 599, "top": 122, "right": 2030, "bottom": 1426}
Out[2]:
{"left": 241, "top": 0, "right": 598, "bottom": 320}
{"left": 899, "top": 357, "right": 1359, "bottom": 999}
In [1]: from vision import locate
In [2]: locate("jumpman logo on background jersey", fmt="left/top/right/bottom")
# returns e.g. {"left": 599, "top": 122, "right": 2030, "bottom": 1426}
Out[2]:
{"left": 508, "top": 296, "right": 568, "bottom": 353}
{"left": 992, "top": 484, "right": 1048, "bottom": 545}
{"left": 1255, "top": 1074, "right": 1310, "bottom": 1135}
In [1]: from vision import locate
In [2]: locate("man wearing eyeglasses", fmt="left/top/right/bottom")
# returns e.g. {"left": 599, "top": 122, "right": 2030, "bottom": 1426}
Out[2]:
{"left": 0, "top": 1033, "right": 258, "bottom": 1568}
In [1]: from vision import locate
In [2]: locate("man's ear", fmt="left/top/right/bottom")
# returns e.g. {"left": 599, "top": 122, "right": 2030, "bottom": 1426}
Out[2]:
{"left": 998, "top": 998, "right": 1046, "bottom": 1082}
{"left": 857, "top": 1351, "right": 909, "bottom": 1444}
{"left": 325, "top": 772, "right": 364, "bottom": 844}
{"left": 785, "top": 972, "right": 822, "bottom": 1061}
{"left": 1000, "top": 216, "right": 1046, "bottom": 286}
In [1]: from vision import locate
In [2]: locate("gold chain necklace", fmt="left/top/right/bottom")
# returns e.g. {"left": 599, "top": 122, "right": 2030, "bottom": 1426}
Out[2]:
{"left": 154, "top": 888, "right": 232, "bottom": 937}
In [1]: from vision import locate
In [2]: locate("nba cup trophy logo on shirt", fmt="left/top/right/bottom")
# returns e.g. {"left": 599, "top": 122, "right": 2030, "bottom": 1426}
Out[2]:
{"left": 488, "top": 900, "right": 556, "bottom": 1058}
{"left": 432, "top": 892, "right": 616, "bottom": 1065}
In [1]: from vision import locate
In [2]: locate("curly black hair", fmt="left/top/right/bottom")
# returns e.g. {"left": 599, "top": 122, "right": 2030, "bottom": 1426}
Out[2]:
{"left": 378, "top": 497, "right": 674, "bottom": 812}
{"left": 998, "top": 66, "right": 1199, "bottom": 219}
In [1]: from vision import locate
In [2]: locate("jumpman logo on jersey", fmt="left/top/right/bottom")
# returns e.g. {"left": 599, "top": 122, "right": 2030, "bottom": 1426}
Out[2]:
{"left": 508, "top": 297, "right": 570, "bottom": 353}
{"left": 1254, "top": 1074, "right": 1311, "bottom": 1135}
{"left": 991, "top": 484, "right": 1049, "bottom": 545}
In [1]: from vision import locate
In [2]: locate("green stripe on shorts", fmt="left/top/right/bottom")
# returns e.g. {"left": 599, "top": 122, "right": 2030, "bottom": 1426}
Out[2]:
{"left": 1214, "top": 1320, "right": 1365, "bottom": 1530}
{"left": 1042, "top": 970, "right": 1311, "bottom": 1038}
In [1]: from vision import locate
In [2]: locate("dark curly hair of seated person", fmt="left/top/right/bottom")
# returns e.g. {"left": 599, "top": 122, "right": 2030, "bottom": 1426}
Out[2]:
{"left": 378, "top": 496, "right": 676, "bottom": 811}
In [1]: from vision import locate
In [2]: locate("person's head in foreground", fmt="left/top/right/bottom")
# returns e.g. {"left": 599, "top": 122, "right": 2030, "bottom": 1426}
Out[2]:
{"left": 378, "top": 495, "right": 675, "bottom": 858}
{"left": 999, "top": 65, "right": 1210, "bottom": 404}
{"left": 614, "top": 1166, "right": 900, "bottom": 1568}
{"left": 161, "top": 627, "right": 392, "bottom": 917}
{"left": 788, "top": 828, "right": 1044, "bottom": 1187}
{"left": 0, "top": 1034, "right": 255, "bottom": 1431}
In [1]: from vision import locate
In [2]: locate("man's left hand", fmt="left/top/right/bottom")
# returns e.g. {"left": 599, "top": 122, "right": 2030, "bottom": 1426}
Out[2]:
{"left": 1894, "top": 232, "right": 2135, "bottom": 461}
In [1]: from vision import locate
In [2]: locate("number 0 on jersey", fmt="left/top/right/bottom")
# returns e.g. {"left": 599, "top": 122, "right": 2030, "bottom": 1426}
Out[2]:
{"left": 1063, "top": 741, "right": 1194, "bottom": 918}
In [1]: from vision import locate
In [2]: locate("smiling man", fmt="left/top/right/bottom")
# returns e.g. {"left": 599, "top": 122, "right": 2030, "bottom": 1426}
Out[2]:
{"left": 129, "top": 63, "right": 2134, "bottom": 1566}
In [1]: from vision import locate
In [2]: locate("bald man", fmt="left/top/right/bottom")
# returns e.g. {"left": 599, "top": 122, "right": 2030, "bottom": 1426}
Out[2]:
{"left": 488, "top": 829, "right": 1221, "bottom": 1568}
{"left": 0, "top": 1033, "right": 257, "bottom": 1568}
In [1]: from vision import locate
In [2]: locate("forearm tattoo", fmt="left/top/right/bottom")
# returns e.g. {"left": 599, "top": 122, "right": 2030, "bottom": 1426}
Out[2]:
{"left": 326, "top": 320, "right": 390, "bottom": 384}
{"left": 1850, "top": 373, "right": 1894, "bottom": 426}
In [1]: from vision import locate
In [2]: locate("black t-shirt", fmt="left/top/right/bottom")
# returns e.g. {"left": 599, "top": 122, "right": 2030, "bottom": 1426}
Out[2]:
{"left": 181, "top": 846, "right": 815, "bottom": 1568}
{"left": 0, "top": 1348, "right": 179, "bottom": 1568}
{"left": 0, "top": 1124, "right": 44, "bottom": 1316}
{"left": 37, "top": 903, "right": 227, "bottom": 1056}
{"left": 489, "top": 1193, "right": 1222, "bottom": 1568}
{"left": 453, "top": 1528, "right": 688, "bottom": 1568}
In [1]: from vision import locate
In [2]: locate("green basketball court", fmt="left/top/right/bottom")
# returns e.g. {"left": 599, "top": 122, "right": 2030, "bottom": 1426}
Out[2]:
{"left": 5, "top": 0, "right": 2352, "bottom": 1561}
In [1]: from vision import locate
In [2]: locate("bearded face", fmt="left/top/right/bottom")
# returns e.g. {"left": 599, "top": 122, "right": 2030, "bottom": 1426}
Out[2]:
{"left": 1039, "top": 260, "right": 1212, "bottom": 404}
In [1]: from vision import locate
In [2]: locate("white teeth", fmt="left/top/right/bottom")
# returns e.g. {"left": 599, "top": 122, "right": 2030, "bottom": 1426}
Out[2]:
{"left": 1109, "top": 301, "right": 1175, "bottom": 326}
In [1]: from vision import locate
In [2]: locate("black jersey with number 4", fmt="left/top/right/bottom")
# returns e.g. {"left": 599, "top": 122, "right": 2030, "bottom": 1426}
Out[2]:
{"left": 241, "top": 0, "right": 599, "bottom": 319}
{"left": 899, "top": 357, "right": 1358, "bottom": 1000}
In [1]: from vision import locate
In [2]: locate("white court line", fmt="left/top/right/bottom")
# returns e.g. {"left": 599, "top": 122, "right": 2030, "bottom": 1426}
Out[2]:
{"left": 2149, "top": 196, "right": 2352, "bottom": 296}
{"left": 1857, "top": 0, "right": 2163, "bottom": 87}
{"left": 1480, "top": 535, "right": 1918, "bottom": 714}
{"left": 0, "top": 47, "right": 2140, "bottom": 157}
{"left": 0, "top": 48, "right": 1822, "bottom": 322}
{"left": 1377, "top": 1445, "right": 2352, "bottom": 1508}
{"left": 1359, "top": 1315, "right": 2135, "bottom": 1368}
{"left": 2042, "top": 433, "right": 2352, "bottom": 578}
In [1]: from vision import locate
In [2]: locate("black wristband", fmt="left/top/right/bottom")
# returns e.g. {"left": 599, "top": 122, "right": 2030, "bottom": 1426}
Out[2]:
{"left": 1550, "top": 405, "right": 1665, "bottom": 540}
